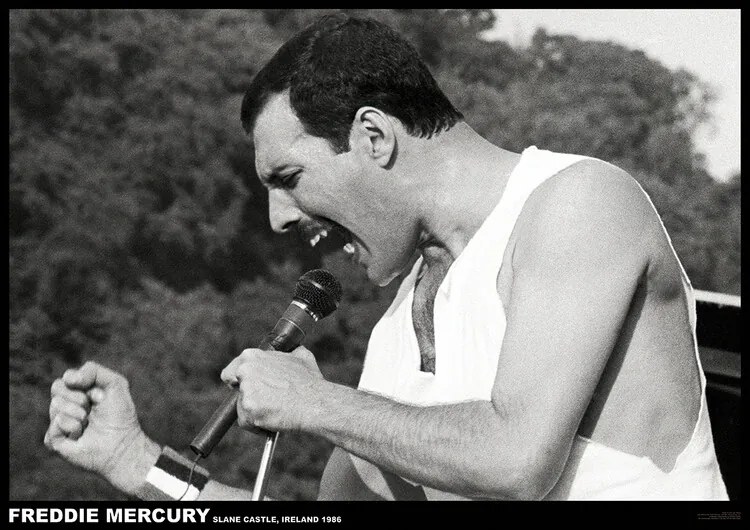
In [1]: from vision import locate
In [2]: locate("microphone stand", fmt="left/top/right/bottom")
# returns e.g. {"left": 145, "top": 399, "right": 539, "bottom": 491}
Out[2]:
{"left": 252, "top": 431, "right": 280, "bottom": 500}
{"left": 189, "top": 270, "right": 342, "bottom": 501}
{"left": 248, "top": 334, "right": 283, "bottom": 501}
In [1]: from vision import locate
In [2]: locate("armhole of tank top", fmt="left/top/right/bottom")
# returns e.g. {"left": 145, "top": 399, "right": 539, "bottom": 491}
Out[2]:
{"left": 625, "top": 175, "right": 708, "bottom": 469}
{"left": 625, "top": 177, "right": 706, "bottom": 389}
{"left": 520, "top": 158, "right": 707, "bottom": 473}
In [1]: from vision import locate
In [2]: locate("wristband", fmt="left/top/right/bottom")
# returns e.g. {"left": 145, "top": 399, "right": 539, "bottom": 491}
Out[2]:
{"left": 135, "top": 446, "right": 210, "bottom": 501}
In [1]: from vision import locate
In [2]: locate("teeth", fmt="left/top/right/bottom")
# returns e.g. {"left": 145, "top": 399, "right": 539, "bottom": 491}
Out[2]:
{"left": 309, "top": 230, "right": 329, "bottom": 248}
{"left": 343, "top": 243, "right": 355, "bottom": 254}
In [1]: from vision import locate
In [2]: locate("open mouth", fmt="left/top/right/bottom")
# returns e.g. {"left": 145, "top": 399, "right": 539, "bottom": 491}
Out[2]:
{"left": 299, "top": 218, "right": 356, "bottom": 255}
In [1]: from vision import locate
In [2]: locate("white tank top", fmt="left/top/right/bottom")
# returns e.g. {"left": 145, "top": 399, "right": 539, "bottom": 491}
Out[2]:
{"left": 356, "top": 146, "right": 728, "bottom": 500}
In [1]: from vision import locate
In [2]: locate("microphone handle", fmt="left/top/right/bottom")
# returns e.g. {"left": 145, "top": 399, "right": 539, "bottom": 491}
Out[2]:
{"left": 189, "top": 302, "right": 315, "bottom": 458}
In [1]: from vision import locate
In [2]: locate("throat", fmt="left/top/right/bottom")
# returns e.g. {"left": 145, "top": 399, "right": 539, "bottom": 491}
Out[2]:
{"left": 412, "top": 246, "right": 454, "bottom": 374}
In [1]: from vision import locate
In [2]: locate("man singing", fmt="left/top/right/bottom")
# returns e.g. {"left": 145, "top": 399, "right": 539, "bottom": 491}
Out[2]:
{"left": 45, "top": 13, "right": 728, "bottom": 500}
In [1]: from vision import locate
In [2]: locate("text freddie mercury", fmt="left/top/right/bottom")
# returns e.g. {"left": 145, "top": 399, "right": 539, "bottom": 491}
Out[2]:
{"left": 9, "top": 508, "right": 211, "bottom": 523}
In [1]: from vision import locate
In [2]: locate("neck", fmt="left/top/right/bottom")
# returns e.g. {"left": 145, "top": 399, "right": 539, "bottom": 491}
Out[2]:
{"left": 398, "top": 123, "right": 521, "bottom": 261}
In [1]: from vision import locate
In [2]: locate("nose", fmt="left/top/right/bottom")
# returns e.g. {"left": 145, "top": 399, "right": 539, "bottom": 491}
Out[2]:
{"left": 268, "top": 189, "right": 302, "bottom": 234}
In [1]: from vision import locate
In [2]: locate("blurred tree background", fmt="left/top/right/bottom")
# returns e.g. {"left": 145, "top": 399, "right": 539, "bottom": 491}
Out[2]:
{"left": 9, "top": 9, "right": 740, "bottom": 500}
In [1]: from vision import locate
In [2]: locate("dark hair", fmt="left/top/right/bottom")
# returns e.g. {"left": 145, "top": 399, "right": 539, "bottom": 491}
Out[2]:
{"left": 241, "top": 13, "right": 464, "bottom": 153}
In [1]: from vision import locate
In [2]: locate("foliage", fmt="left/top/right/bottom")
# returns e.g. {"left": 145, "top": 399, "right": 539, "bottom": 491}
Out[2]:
{"left": 9, "top": 9, "right": 739, "bottom": 500}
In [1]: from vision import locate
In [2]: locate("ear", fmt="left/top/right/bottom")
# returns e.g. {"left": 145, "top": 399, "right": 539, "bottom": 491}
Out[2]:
{"left": 350, "top": 107, "right": 396, "bottom": 168}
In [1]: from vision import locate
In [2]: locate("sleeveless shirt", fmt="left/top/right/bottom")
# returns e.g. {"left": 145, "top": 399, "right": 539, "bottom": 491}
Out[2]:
{"left": 354, "top": 146, "right": 729, "bottom": 500}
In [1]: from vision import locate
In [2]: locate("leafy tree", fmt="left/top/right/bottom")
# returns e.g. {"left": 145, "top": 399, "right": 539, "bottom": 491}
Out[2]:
{"left": 9, "top": 9, "right": 739, "bottom": 501}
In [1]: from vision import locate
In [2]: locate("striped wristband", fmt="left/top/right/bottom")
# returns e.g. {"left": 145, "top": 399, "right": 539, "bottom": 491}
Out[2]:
{"left": 135, "top": 446, "right": 210, "bottom": 501}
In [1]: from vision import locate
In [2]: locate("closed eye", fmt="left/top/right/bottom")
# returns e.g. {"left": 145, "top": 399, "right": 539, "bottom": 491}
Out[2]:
{"left": 265, "top": 170, "right": 301, "bottom": 190}
{"left": 281, "top": 171, "right": 301, "bottom": 189}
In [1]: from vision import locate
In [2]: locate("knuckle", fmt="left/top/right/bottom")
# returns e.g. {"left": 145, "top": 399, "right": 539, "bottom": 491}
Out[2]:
{"left": 72, "top": 391, "right": 88, "bottom": 407}
{"left": 54, "top": 415, "right": 67, "bottom": 431}
{"left": 62, "top": 415, "right": 82, "bottom": 431}
{"left": 81, "top": 360, "right": 97, "bottom": 371}
{"left": 240, "top": 348, "right": 257, "bottom": 359}
{"left": 64, "top": 402, "right": 85, "bottom": 420}
{"left": 50, "top": 379, "right": 64, "bottom": 395}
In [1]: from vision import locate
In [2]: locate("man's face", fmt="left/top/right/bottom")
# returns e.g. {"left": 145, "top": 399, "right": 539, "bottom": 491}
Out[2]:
{"left": 252, "top": 92, "right": 419, "bottom": 286}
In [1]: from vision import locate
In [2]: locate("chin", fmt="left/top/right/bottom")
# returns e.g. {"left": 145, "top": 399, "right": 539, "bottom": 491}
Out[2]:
{"left": 366, "top": 265, "right": 402, "bottom": 287}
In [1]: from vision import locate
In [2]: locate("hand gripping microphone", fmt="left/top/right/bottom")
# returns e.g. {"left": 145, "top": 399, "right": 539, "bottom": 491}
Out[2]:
{"left": 189, "top": 269, "right": 342, "bottom": 460}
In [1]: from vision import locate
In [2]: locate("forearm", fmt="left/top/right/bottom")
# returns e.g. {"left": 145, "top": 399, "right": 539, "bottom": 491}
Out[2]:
{"left": 301, "top": 382, "right": 532, "bottom": 499}
{"left": 115, "top": 437, "right": 263, "bottom": 501}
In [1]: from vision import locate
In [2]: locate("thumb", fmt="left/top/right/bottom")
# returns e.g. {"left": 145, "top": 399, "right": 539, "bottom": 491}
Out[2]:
{"left": 45, "top": 430, "right": 77, "bottom": 455}
{"left": 87, "top": 387, "right": 106, "bottom": 405}
{"left": 44, "top": 418, "right": 83, "bottom": 455}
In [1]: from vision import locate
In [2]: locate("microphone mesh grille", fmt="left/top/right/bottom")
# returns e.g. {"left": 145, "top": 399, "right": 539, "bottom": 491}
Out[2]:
{"left": 294, "top": 269, "right": 342, "bottom": 319}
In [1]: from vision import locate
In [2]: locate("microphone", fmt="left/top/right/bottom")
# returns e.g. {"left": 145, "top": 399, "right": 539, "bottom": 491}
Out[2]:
{"left": 189, "top": 269, "right": 342, "bottom": 458}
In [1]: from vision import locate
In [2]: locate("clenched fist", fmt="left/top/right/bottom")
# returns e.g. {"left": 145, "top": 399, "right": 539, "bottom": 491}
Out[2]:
{"left": 45, "top": 361, "right": 160, "bottom": 496}
{"left": 221, "top": 346, "right": 326, "bottom": 433}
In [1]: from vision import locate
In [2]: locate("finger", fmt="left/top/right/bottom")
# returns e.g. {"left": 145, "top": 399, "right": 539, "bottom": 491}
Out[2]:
{"left": 235, "top": 395, "right": 255, "bottom": 430}
{"left": 44, "top": 428, "right": 75, "bottom": 454}
{"left": 50, "top": 397, "right": 89, "bottom": 423}
{"left": 50, "top": 394, "right": 89, "bottom": 422}
{"left": 44, "top": 421, "right": 81, "bottom": 452}
{"left": 47, "top": 414, "right": 84, "bottom": 444}
{"left": 50, "top": 378, "right": 66, "bottom": 397}
{"left": 235, "top": 391, "right": 270, "bottom": 436}
{"left": 45, "top": 415, "right": 65, "bottom": 444}
{"left": 44, "top": 425, "right": 58, "bottom": 449}
{"left": 63, "top": 361, "right": 125, "bottom": 391}
{"left": 49, "top": 396, "right": 62, "bottom": 421}
{"left": 240, "top": 348, "right": 263, "bottom": 359}
{"left": 220, "top": 366, "right": 235, "bottom": 387}
{"left": 288, "top": 345, "right": 311, "bottom": 359}
{"left": 221, "top": 357, "right": 245, "bottom": 387}
{"left": 50, "top": 386, "right": 90, "bottom": 408}
{"left": 237, "top": 361, "right": 262, "bottom": 387}
{"left": 87, "top": 387, "right": 106, "bottom": 405}
{"left": 54, "top": 413, "right": 86, "bottom": 440}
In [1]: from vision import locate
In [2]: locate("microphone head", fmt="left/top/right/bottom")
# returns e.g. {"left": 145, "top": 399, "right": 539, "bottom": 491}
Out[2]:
{"left": 294, "top": 269, "right": 342, "bottom": 319}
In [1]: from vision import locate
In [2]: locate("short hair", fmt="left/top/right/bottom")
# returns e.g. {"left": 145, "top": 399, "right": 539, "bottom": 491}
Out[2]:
{"left": 241, "top": 13, "right": 464, "bottom": 153}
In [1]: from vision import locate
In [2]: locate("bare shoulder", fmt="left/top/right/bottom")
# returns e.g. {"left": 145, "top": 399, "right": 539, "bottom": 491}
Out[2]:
{"left": 505, "top": 157, "right": 687, "bottom": 304}
{"left": 511, "top": 158, "right": 665, "bottom": 268}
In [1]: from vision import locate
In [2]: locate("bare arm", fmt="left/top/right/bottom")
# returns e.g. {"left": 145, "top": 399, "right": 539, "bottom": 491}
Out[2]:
{"left": 45, "top": 362, "right": 269, "bottom": 501}
{"left": 228, "top": 165, "right": 654, "bottom": 500}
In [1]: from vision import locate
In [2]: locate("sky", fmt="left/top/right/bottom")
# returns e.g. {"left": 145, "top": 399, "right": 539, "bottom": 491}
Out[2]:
{"left": 484, "top": 9, "right": 740, "bottom": 181}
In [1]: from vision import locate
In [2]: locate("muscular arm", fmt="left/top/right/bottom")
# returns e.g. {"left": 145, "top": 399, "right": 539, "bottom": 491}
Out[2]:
{"left": 311, "top": 165, "right": 654, "bottom": 500}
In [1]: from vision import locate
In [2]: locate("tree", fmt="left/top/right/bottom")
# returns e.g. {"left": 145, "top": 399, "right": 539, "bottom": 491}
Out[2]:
{"left": 9, "top": 9, "right": 739, "bottom": 501}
